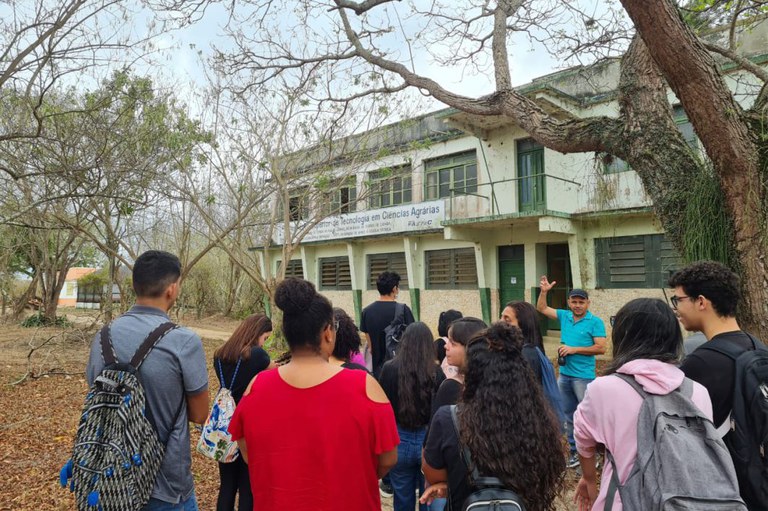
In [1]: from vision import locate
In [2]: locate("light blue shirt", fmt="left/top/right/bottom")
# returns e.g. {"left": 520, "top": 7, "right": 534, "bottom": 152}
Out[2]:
{"left": 556, "top": 309, "right": 606, "bottom": 379}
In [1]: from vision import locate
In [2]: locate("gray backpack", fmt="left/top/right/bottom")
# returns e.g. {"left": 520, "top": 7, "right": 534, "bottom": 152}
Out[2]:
{"left": 604, "top": 374, "right": 746, "bottom": 511}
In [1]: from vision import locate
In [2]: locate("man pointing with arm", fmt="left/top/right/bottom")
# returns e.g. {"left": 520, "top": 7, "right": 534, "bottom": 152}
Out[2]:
{"left": 537, "top": 275, "right": 606, "bottom": 468}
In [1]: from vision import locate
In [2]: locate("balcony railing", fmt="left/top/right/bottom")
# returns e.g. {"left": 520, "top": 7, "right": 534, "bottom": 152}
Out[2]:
{"left": 447, "top": 173, "right": 581, "bottom": 219}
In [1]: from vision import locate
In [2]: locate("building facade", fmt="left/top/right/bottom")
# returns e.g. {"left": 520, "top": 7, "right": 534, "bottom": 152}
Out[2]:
{"left": 258, "top": 23, "right": 768, "bottom": 341}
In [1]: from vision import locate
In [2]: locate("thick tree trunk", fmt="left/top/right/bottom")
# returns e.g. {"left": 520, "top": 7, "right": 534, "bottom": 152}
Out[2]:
{"left": 622, "top": 0, "right": 768, "bottom": 338}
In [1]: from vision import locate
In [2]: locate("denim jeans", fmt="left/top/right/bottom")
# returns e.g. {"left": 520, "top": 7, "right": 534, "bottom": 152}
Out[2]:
{"left": 558, "top": 374, "right": 593, "bottom": 454}
{"left": 142, "top": 494, "right": 198, "bottom": 511}
{"left": 389, "top": 425, "right": 427, "bottom": 511}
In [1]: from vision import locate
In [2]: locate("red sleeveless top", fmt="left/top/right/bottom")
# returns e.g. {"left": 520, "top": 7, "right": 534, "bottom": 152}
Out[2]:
{"left": 229, "top": 367, "right": 399, "bottom": 511}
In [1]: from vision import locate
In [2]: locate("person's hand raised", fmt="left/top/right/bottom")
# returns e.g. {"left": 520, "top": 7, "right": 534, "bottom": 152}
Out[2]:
{"left": 539, "top": 275, "right": 556, "bottom": 292}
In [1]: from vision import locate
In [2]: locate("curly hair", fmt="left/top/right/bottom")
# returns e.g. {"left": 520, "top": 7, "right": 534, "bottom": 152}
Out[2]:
{"left": 459, "top": 322, "right": 565, "bottom": 511}
{"left": 332, "top": 308, "right": 361, "bottom": 361}
{"left": 668, "top": 261, "right": 740, "bottom": 317}
{"left": 395, "top": 322, "right": 439, "bottom": 429}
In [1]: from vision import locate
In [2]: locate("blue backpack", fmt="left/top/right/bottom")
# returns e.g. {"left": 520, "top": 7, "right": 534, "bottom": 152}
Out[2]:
{"left": 535, "top": 347, "right": 566, "bottom": 429}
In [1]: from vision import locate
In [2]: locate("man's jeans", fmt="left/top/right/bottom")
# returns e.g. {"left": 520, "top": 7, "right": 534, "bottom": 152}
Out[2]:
{"left": 142, "top": 494, "right": 198, "bottom": 511}
{"left": 558, "top": 374, "right": 593, "bottom": 454}
{"left": 389, "top": 425, "right": 427, "bottom": 511}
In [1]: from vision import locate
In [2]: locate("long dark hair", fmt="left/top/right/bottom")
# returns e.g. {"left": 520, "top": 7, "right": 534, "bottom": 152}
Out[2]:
{"left": 604, "top": 298, "right": 682, "bottom": 375}
{"left": 214, "top": 313, "right": 272, "bottom": 362}
{"left": 274, "top": 278, "right": 333, "bottom": 351}
{"left": 332, "top": 307, "right": 361, "bottom": 361}
{"left": 395, "top": 322, "right": 439, "bottom": 428}
{"left": 505, "top": 301, "right": 545, "bottom": 354}
{"left": 459, "top": 322, "right": 564, "bottom": 511}
{"left": 448, "top": 317, "right": 487, "bottom": 346}
{"left": 438, "top": 309, "right": 463, "bottom": 337}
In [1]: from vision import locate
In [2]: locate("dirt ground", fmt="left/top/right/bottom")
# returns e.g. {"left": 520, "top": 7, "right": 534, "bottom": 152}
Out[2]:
{"left": 0, "top": 309, "right": 581, "bottom": 511}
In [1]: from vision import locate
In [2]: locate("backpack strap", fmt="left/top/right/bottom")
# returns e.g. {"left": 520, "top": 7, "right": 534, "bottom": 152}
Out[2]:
{"left": 129, "top": 322, "right": 178, "bottom": 369}
{"left": 217, "top": 357, "right": 242, "bottom": 390}
{"left": 698, "top": 333, "right": 767, "bottom": 360}
{"left": 450, "top": 405, "right": 503, "bottom": 489}
{"left": 614, "top": 372, "right": 694, "bottom": 400}
{"left": 392, "top": 302, "right": 405, "bottom": 324}
{"left": 100, "top": 324, "right": 117, "bottom": 366}
{"left": 604, "top": 450, "right": 621, "bottom": 511}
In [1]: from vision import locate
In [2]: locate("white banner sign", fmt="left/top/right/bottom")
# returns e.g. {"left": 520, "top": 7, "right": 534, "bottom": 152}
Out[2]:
{"left": 273, "top": 200, "right": 445, "bottom": 244}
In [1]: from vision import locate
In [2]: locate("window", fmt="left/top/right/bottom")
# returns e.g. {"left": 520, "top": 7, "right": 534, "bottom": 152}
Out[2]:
{"left": 278, "top": 188, "right": 310, "bottom": 221}
{"left": 276, "top": 259, "right": 304, "bottom": 279}
{"left": 425, "top": 248, "right": 478, "bottom": 289}
{"left": 367, "top": 252, "right": 409, "bottom": 290}
{"left": 425, "top": 151, "right": 478, "bottom": 200}
{"left": 673, "top": 105, "right": 698, "bottom": 150}
{"left": 319, "top": 257, "right": 352, "bottom": 290}
{"left": 323, "top": 177, "right": 357, "bottom": 215}
{"left": 595, "top": 234, "right": 683, "bottom": 289}
{"left": 601, "top": 105, "right": 696, "bottom": 175}
{"left": 601, "top": 154, "right": 630, "bottom": 174}
{"left": 368, "top": 166, "right": 412, "bottom": 209}
{"left": 64, "top": 282, "right": 76, "bottom": 297}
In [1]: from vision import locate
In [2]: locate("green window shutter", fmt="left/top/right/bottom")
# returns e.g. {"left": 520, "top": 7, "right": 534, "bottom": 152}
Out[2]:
{"left": 367, "top": 253, "right": 409, "bottom": 289}
{"left": 319, "top": 257, "right": 352, "bottom": 290}
{"left": 426, "top": 248, "right": 477, "bottom": 290}
{"left": 595, "top": 234, "right": 683, "bottom": 289}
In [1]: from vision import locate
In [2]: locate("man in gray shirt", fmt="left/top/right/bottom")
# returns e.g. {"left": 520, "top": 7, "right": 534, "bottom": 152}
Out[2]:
{"left": 86, "top": 251, "right": 209, "bottom": 510}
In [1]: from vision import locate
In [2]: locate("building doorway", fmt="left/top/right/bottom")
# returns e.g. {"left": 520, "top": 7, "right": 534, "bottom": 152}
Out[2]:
{"left": 498, "top": 245, "right": 525, "bottom": 315}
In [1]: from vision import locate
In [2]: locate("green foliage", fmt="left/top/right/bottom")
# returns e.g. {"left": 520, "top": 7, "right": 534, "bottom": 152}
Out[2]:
{"left": 21, "top": 313, "right": 71, "bottom": 328}
{"left": 77, "top": 270, "right": 109, "bottom": 288}
{"left": 681, "top": 164, "right": 734, "bottom": 266}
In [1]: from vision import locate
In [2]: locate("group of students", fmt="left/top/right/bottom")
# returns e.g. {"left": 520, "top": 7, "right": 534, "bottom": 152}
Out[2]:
{"left": 75, "top": 251, "right": 766, "bottom": 511}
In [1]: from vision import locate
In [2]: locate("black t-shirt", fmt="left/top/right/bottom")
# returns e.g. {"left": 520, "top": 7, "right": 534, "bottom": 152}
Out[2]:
{"left": 379, "top": 358, "right": 445, "bottom": 427}
{"left": 359, "top": 301, "right": 415, "bottom": 376}
{"left": 341, "top": 361, "right": 370, "bottom": 373}
{"left": 424, "top": 406, "right": 469, "bottom": 511}
{"left": 214, "top": 346, "right": 271, "bottom": 403}
{"left": 434, "top": 337, "right": 447, "bottom": 363}
{"left": 680, "top": 330, "right": 755, "bottom": 427}
{"left": 431, "top": 378, "right": 463, "bottom": 418}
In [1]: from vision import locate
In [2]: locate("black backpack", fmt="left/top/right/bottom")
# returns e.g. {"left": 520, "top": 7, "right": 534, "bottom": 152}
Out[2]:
{"left": 700, "top": 334, "right": 768, "bottom": 510}
{"left": 60, "top": 322, "right": 178, "bottom": 511}
{"left": 450, "top": 405, "right": 526, "bottom": 511}
{"left": 384, "top": 302, "right": 407, "bottom": 360}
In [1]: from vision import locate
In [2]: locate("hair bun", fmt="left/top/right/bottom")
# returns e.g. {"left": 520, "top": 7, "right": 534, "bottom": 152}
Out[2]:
{"left": 274, "top": 278, "right": 317, "bottom": 315}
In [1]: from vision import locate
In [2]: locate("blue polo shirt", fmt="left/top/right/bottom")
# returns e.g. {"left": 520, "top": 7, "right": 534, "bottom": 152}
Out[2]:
{"left": 556, "top": 309, "right": 606, "bottom": 379}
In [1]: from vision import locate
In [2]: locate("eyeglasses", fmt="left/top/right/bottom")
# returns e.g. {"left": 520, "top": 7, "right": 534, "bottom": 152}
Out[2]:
{"left": 609, "top": 315, "right": 616, "bottom": 327}
{"left": 670, "top": 295, "right": 695, "bottom": 310}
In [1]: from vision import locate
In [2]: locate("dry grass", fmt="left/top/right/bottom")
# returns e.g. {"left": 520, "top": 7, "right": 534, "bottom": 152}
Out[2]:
{"left": 0, "top": 311, "right": 586, "bottom": 510}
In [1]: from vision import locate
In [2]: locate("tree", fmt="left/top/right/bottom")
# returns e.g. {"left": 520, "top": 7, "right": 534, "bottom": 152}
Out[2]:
{"left": 199, "top": 0, "right": 768, "bottom": 336}
{"left": 0, "top": 1, "right": 162, "bottom": 156}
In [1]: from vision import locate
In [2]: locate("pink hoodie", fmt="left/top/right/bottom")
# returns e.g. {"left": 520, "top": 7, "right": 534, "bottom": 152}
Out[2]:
{"left": 573, "top": 359, "right": 713, "bottom": 510}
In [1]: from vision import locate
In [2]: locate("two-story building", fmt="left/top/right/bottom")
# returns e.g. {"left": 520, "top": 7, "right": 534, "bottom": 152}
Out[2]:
{"left": 256, "top": 21, "right": 768, "bottom": 341}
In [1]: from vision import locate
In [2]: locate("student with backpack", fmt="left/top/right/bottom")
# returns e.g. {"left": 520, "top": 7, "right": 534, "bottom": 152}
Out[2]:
{"left": 573, "top": 298, "right": 744, "bottom": 510}
{"left": 209, "top": 313, "right": 274, "bottom": 511}
{"left": 422, "top": 322, "right": 565, "bottom": 511}
{"left": 360, "top": 271, "right": 415, "bottom": 378}
{"left": 671, "top": 261, "right": 768, "bottom": 510}
{"left": 65, "top": 251, "right": 210, "bottom": 511}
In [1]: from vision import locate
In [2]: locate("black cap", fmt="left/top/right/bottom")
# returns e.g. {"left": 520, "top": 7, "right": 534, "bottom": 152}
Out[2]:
{"left": 568, "top": 288, "right": 589, "bottom": 299}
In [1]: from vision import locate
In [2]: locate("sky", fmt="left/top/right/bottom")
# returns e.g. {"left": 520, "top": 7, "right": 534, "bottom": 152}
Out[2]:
{"left": 137, "top": 1, "right": 592, "bottom": 113}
